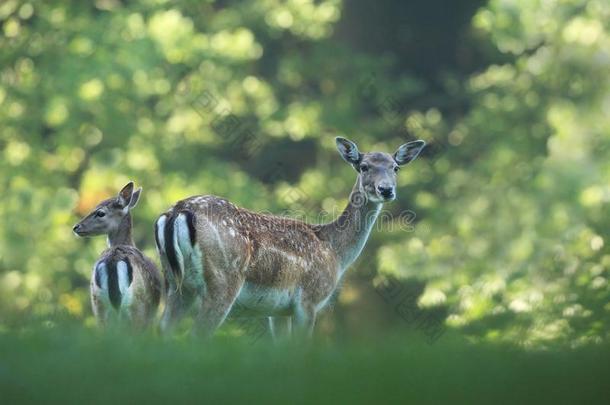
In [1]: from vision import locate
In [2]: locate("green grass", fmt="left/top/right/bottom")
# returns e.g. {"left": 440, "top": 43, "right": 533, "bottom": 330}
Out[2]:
{"left": 0, "top": 326, "right": 609, "bottom": 404}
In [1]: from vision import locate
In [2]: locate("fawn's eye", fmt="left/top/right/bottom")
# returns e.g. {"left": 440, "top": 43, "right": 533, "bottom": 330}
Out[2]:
{"left": 394, "top": 166, "right": 400, "bottom": 173}
{"left": 360, "top": 164, "right": 369, "bottom": 172}
{"left": 95, "top": 210, "right": 106, "bottom": 218}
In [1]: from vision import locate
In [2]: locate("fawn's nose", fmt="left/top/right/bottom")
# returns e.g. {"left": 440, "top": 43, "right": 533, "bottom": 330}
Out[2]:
{"left": 377, "top": 185, "right": 395, "bottom": 199}
{"left": 73, "top": 224, "right": 81, "bottom": 233}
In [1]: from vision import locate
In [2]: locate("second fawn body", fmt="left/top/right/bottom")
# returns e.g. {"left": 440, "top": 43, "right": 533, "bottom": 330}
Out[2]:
{"left": 74, "top": 182, "right": 162, "bottom": 330}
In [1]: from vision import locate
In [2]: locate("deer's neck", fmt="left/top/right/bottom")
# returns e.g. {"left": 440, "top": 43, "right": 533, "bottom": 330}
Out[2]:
{"left": 321, "top": 178, "right": 382, "bottom": 272}
{"left": 107, "top": 213, "right": 135, "bottom": 247}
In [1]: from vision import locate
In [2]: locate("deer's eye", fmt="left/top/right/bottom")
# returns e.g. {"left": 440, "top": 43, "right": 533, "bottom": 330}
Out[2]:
{"left": 360, "top": 164, "right": 369, "bottom": 172}
{"left": 95, "top": 210, "right": 106, "bottom": 218}
{"left": 394, "top": 166, "right": 400, "bottom": 173}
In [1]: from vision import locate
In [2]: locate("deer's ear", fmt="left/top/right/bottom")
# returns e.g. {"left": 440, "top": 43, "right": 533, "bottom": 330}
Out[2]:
{"left": 117, "top": 182, "right": 134, "bottom": 208}
{"left": 335, "top": 137, "right": 362, "bottom": 165}
{"left": 128, "top": 187, "right": 142, "bottom": 209}
{"left": 394, "top": 140, "right": 426, "bottom": 166}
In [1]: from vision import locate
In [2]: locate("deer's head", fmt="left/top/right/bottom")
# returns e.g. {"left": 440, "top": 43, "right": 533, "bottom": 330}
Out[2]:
{"left": 335, "top": 137, "right": 426, "bottom": 203}
{"left": 73, "top": 182, "right": 142, "bottom": 237}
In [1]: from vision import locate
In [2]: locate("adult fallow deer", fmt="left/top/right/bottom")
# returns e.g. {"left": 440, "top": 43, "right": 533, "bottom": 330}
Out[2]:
{"left": 156, "top": 138, "right": 425, "bottom": 337}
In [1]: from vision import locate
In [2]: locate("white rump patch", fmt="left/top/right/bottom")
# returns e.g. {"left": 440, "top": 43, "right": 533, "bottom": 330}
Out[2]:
{"left": 175, "top": 213, "right": 205, "bottom": 291}
{"left": 94, "top": 261, "right": 109, "bottom": 290}
{"left": 156, "top": 215, "right": 167, "bottom": 254}
{"left": 174, "top": 214, "right": 189, "bottom": 276}
{"left": 116, "top": 260, "right": 132, "bottom": 306}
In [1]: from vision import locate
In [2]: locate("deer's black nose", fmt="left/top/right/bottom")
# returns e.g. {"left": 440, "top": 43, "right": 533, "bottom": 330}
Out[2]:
{"left": 73, "top": 224, "right": 82, "bottom": 234}
{"left": 378, "top": 186, "right": 395, "bottom": 199}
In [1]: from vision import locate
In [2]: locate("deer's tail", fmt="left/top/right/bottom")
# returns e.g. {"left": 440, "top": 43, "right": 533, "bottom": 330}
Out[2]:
{"left": 155, "top": 210, "right": 197, "bottom": 291}
{"left": 93, "top": 258, "right": 133, "bottom": 311}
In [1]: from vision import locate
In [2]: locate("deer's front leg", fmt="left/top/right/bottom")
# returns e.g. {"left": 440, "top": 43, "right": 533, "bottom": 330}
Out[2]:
{"left": 268, "top": 316, "right": 292, "bottom": 341}
{"left": 293, "top": 300, "right": 317, "bottom": 338}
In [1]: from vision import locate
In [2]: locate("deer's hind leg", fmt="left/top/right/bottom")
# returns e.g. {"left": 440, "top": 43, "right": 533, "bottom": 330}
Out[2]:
{"left": 160, "top": 286, "right": 197, "bottom": 334}
{"left": 293, "top": 294, "right": 317, "bottom": 338}
{"left": 192, "top": 260, "right": 245, "bottom": 338}
{"left": 91, "top": 292, "right": 111, "bottom": 328}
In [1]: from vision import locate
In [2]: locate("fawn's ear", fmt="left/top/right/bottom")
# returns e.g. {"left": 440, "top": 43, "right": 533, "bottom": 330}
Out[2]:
{"left": 128, "top": 187, "right": 142, "bottom": 209}
{"left": 394, "top": 140, "right": 426, "bottom": 166}
{"left": 117, "top": 182, "right": 135, "bottom": 208}
{"left": 335, "top": 137, "right": 362, "bottom": 165}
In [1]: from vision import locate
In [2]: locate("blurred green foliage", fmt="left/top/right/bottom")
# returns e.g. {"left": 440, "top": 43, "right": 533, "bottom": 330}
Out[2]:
{"left": 0, "top": 0, "right": 609, "bottom": 348}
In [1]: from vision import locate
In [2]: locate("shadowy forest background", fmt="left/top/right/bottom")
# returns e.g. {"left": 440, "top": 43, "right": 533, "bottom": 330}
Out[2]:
{"left": 1, "top": 0, "right": 609, "bottom": 348}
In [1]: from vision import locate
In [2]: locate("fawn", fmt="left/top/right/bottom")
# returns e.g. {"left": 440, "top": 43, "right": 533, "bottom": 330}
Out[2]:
{"left": 73, "top": 182, "right": 162, "bottom": 330}
{"left": 156, "top": 138, "right": 425, "bottom": 338}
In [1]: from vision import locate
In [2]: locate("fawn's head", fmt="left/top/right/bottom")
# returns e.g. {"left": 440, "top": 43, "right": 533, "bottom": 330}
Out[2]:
{"left": 73, "top": 182, "right": 142, "bottom": 237}
{"left": 335, "top": 137, "right": 426, "bottom": 203}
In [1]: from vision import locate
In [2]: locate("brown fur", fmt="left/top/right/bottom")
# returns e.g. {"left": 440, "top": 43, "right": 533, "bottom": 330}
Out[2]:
{"left": 90, "top": 245, "right": 161, "bottom": 330}
{"left": 157, "top": 138, "right": 425, "bottom": 337}
{"left": 74, "top": 182, "right": 162, "bottom": 331}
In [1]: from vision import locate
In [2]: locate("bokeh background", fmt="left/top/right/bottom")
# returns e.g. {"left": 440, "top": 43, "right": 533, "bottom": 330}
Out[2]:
{"left": 1, "top": 0, "right": 609, "bottom": 348}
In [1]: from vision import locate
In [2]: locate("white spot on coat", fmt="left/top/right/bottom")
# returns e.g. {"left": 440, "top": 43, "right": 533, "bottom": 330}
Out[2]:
{"left": 156, "top": 215, "right": 167, "bottom": 254}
